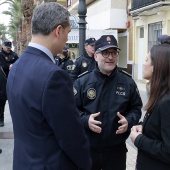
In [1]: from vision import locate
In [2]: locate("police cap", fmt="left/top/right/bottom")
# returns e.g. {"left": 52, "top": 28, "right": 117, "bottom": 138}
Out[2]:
{"left": 95, "top": 35, "right": 121, "bottom": 52}
{"left": 85, "top": 38, "right": 96, "bottom": 46}
{"left": 3, "top": 40, "right": 12, "bottom": 48}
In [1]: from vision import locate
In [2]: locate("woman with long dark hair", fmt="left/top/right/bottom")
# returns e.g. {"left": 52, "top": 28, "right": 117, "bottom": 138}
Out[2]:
{"left": 130, "top": 35, "right": 170, "bottom": 170}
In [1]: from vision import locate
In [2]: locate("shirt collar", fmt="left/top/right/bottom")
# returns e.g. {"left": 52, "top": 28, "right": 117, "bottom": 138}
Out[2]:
{"left": 28, "top": 42, "right": 55, "bottom": 63}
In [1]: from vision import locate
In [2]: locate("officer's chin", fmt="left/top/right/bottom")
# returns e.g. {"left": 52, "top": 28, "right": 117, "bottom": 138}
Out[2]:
{"left": 6, "top": 49, "right": 11, "bottom": 53}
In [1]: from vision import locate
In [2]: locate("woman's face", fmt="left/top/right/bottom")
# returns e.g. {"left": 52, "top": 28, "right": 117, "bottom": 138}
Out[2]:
{"left": 143, "top": 52, "right": 153, "bottom": 80}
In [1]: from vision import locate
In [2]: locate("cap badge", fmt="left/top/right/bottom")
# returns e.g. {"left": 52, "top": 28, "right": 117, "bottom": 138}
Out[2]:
{"left": 117, "top": 86, "right": 125, "bottom": 91}
{"left": 67, "top": 65, "right": 73, "bottom": 71}
{"left": 87, "top": 88, "right": 96, "bottom": 100}
{"left": 106, "top": 36, "right": 111, "bottom": 41}
{"left": 82, "top": 61, "right": 87, "bottom": 68}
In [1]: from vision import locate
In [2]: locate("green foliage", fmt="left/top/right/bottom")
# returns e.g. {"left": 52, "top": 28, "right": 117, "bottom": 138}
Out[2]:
{"left": 0, "top": 23, "right": 7, "bottom": 41}
{"left": 0, "top": 0, "right": 23, "bottom": 41}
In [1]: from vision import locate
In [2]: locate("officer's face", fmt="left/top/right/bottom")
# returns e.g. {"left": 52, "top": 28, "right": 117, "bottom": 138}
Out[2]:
{"left": 94, "top": 48, "right": 118, "bottom": 76}
{"left": 85, "top": 44, "right": 95, "bottom": 57}
{"left": 3, "top": 45, "right": 11, "bottom": 53}
{"left": 143, "top": 52, "right": 153, "bottom": 80}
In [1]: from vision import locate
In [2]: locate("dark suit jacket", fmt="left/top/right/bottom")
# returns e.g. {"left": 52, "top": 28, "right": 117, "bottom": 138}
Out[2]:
{"left": 6, "top": 46, "right": 91, "bottom": 170}
{"left": 135, "top": 93, "right": 170, "bottom": 170}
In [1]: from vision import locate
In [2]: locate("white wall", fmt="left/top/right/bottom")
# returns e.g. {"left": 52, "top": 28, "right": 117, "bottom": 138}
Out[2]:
{"left": 86, "top": 0, "right": 127, "bottom": 29}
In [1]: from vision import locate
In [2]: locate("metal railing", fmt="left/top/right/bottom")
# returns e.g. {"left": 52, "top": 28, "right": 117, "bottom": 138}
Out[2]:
{"left": 131, "top": 0, "right": 163, "bottom": 11}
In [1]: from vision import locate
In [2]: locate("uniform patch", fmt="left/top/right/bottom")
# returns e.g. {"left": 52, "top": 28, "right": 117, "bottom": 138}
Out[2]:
{"left": 87, "top": 88, "right": 96, "bottom": 99}
{"left": 117, "top": 86, "right": 125, "bottom": 91}
{"left": 116, "top": 86, "right": 125, "bottom": 96}
{"left": 72, "top": 64, "right": 76, "bottom": 70}
{"left": 67, "top": 65, "right": 73, "bottom": 71}
{"left": 73, "top": 87, "right": 77, "bottom": 96}
{"left": 82, "top": 61, "right": 87, "bottom": 68}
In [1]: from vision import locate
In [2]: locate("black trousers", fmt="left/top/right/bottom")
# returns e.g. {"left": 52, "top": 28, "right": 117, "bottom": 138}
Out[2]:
{"left": 0, "top": 99, "right": 6, "bottom": 120}
{"left": 90, "top": 144, "right": 127, "bottom": 170}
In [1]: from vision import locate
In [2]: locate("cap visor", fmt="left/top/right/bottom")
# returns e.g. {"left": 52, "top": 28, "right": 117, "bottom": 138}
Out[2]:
{"left": 5, "top": 46, "right": 11, "bottom": 48}
{"left": 89, "top": 42, "right": 95, "bottom": 45}
{"left": 96, "top": 45, "right": 120, "bottom": 52}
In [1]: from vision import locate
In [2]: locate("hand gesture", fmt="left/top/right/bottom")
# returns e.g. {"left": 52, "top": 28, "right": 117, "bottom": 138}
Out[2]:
{"left": 116, "top": 112, "right": 128, "bottom": 134}
{"left": 88, "top": 112, "right": 102, "bottom": 133}
{"left": 130, "top": 125, "right": 143, "bottom": 143}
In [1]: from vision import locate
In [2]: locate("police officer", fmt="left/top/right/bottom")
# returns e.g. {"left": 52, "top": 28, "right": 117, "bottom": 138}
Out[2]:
{"left": 0, "top": 40, "right": 18, "bottom": 126}
{"left": 54, "top": 45, "right": 73, "bottom": 74}
{"left": 73, "top": 35, "right": 143, "bottom": 170}
{"left": 70, "top": 37, "right": 96, "bottom": 82}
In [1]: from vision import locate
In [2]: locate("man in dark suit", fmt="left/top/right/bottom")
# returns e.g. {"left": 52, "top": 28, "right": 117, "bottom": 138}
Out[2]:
{"left": 6, "top": 2, "right": 91, "bottom": 170}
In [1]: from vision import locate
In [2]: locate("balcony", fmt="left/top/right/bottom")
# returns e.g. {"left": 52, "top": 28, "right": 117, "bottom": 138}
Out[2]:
{"left": 131, "top": 0, "right": 163, "bottom": 11}
{"left": 130, "top": 0, "right": 170, "bottom": 17}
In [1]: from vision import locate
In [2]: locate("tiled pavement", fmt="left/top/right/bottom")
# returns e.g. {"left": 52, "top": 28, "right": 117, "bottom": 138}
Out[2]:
{"left": 0, "top": 81, "right": 146, "bottom": 170}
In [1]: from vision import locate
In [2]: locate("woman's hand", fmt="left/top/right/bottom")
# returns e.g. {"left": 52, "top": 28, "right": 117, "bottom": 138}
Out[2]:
{"left": 130, "top": 125, "right": 143, "bottom": 143}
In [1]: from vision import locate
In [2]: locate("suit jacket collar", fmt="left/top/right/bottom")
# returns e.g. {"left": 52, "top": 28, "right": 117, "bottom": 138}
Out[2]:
{"left": 24, "top": 46, "right": 53, "bottom": 63}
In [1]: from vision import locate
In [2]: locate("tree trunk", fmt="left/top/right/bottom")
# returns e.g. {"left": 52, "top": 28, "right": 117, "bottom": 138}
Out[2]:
{"left": 22, "top": 0, "right": 34, "bottom": 46}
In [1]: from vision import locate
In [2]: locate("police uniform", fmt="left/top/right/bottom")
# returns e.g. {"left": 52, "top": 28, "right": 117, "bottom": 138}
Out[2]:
{"left": 74, "top": 67, "right": 142, "bottom": 169}
{"left": 73, "top": 35, "right": 143, "bottom": 170}
{"left": 54, "top": 55, "right": 73, "bottom": 74}
{"left": 70, "top": 38, "right": 96, "bottom": 82}
{"left": 0, "top": 46, "right": 18, "bottom": 76}
{"left": 0, "top": 40, "right": 18, "bottom": 126}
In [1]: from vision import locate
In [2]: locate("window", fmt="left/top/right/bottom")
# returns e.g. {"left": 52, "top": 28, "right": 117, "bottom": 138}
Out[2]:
{"left": 148, "top": 22, "right": 162, "bottom": 51}
{"left": 140, "top": 27, "right": 144, "bottom": 38}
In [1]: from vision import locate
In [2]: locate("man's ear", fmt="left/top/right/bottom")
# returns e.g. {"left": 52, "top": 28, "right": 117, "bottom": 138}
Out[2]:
{"left": 54, "top": 25, "right": 62, "bottom": 38}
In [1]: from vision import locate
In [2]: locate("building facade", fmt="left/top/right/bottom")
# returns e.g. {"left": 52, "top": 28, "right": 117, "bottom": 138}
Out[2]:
{"left": 67, "top": 0, "right": 134, "bottom": 74}
{"left": 130, "top": 0, "right": 170, "bottom": 81}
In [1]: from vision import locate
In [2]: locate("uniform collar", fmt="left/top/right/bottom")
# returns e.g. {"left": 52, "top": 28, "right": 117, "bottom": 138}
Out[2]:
{"left": 94, "top": 65, "right": 118, "bottom": 79}
{"left": 84, "top": 52, "right": 94, "bottom": 59}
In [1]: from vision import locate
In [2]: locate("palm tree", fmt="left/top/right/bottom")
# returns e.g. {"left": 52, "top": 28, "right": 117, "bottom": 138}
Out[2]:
{"left": 22, "top": 0, "right": 34, "bottom": 43}
{"left": 0, "top": 24, "right": 7, "bottom": 43}
{"left": 0, "top": 0, "right": 34, "bottom": 55}
{"left": 0, "top": 0, "right": 23, "bottom": 53}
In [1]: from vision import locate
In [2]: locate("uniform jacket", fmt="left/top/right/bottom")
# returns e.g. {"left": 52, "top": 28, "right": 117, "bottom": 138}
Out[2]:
{"left": 0, "top": 67, "right": 7, "bottom": 100}
{"left": 73, "top": 67, "right": 142, "bottom": 151}
{"left": 0, "top": 49, "right": 18, "bottom": 100}
{"left": 0, "top": 48, "right": 18, "bottom": 76}
{"left": 6, "top": 46, "right": 91, "bottom": 170}
{"left": 70, "top": 52, "right": 96, "bottom": 82}
{"left": 54, "top": 55, "right": 73, "bottom": 74}
{"left": 135, "top": 93, "right": 170, "bottom": 170}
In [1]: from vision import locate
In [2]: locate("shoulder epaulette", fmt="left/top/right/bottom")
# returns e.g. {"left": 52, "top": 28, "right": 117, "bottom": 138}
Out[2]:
{"left": 119, "top": 69, "right": 132, "bottom": 77}
{"left": 76, "top": 56, "right": 80, "bottom": 60}
{"left": 77, "top": 70, "right": 91, "bottom": 78}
